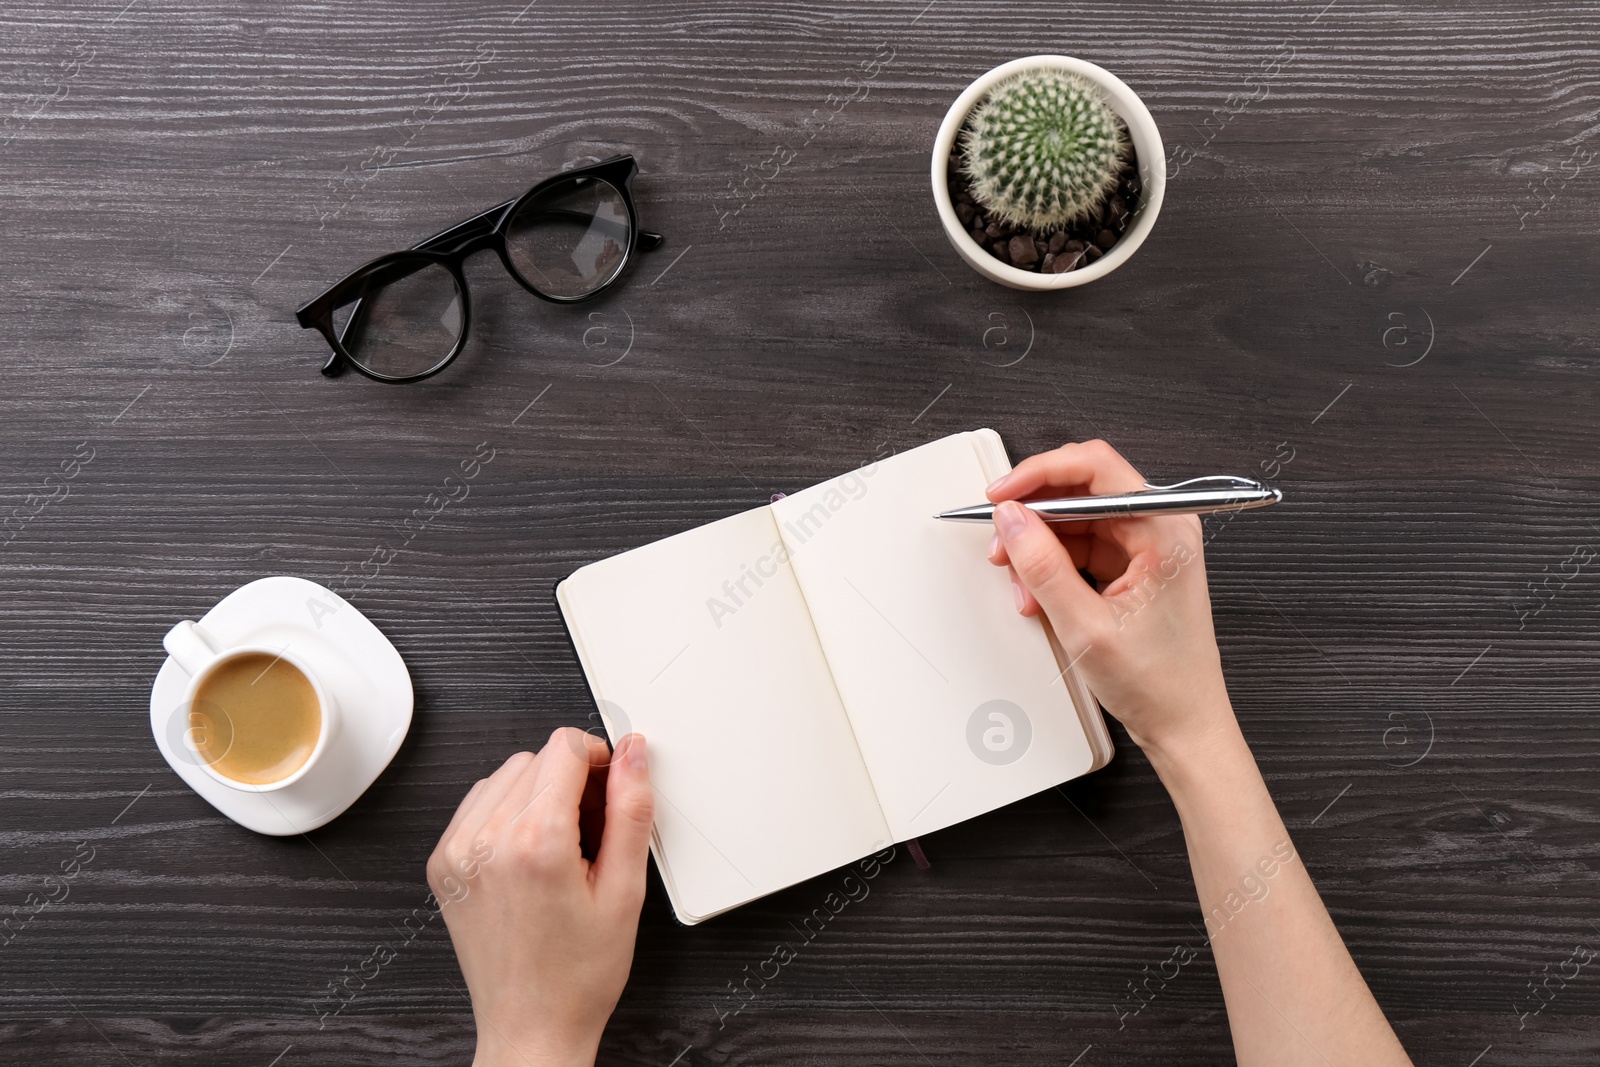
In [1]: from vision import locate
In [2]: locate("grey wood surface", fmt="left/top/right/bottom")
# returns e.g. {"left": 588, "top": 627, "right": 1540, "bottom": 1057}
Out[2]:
{"left": 3, "top": 0, "right": 1599, "bottom": 1062}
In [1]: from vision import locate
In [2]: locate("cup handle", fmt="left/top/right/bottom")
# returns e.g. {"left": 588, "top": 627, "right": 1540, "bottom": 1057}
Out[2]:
{"left": 163, "top": 620, "right": 219, "bottom": 676}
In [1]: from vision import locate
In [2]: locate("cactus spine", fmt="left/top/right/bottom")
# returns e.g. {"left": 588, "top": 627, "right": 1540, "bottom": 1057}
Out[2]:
{"left": 961, "top": 68, "right": 1128, "bottom": 231}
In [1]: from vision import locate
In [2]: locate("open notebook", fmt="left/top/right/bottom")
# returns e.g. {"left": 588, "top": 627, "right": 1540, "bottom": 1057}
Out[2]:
{"left": 556, "top": 429, "right": 1113, "bottom": 923}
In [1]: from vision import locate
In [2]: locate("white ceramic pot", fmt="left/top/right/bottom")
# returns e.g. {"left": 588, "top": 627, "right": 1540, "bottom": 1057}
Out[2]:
{"left": 931, "top": 54, "right": 1166, "bottom": 290}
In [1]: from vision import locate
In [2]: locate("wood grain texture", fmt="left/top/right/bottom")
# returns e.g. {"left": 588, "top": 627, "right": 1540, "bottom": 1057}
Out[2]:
{"left": 3, "top": 0, "right": 1599, "bottom": 1061}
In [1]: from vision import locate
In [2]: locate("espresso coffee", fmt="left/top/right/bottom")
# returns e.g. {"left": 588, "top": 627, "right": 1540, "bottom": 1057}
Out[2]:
{"left": 190, "top": 653, "right": 321, "bottom": 784}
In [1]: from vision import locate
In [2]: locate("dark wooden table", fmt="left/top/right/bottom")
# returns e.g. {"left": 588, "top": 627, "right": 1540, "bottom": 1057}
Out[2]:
{"left": 4, "top": 0, "right": 1598, "bottom": 1062}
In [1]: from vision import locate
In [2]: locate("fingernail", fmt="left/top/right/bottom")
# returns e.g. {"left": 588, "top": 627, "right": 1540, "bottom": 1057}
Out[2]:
{"left": 994, "top": 500, "right": 1027, "bottom": 540}
{"left": 1012, "top": 582, "right": 1026, "bottom": 612}
{"left": 986, "top": 474, "right": 1011, "bottom": 496}
{"left": 987, "top": 534, "right": 1000, "bottom": 558}
{"left": 625, "top": 734, "right": 648, "bottom": 770}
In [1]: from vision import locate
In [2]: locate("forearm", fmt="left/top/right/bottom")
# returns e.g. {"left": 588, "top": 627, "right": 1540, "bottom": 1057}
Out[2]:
{"left": 1147, "top": 694, "right": 1411, "bottom": 1067}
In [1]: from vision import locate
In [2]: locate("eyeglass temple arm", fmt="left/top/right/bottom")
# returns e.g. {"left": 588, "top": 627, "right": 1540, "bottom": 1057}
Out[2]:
{"left": 412, "top": 198, "right": 518, "bottom": 254}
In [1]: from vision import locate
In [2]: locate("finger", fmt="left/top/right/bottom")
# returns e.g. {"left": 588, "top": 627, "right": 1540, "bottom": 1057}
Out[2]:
{"left": 1087, "top": 532, "right": 1132, "bottom": 584}
{"left": 561, "top": 720, "right": 619, "bottom": 766}
{"left": 1101, "top": 546, "right": 1172, "bottom": 599}
{"left": 455, "top": 750, "right": 536, "bottom": 845}
{"left": 994, "top": 501, "right": 1109, "bottom": 646}
{"left": 986, "top": 440, "right": 1147, "bottom": 501}
{"left": 1006, "top": 563, "right": 1041, "bottom": 616}
{"left": 504, "top": 728, "right": 608, "bottom": 831}
{"left": 1063, "top": 533, "right": 1092, "bottom": 572}
{"left": 428, "top": 777, "right": 488, "bottom": 891}
{"left": 990, "top": 531, "right": 1090, "bottom": 572}
{"left": 517, "top": 727, "right": 599, "bottom": 844}
{"left": 439, "top": 777, "right": 487, "bottom": 841}
{"left": 594, "top": 733, "right": 655, "bottom": 907}
{"left": 991, "top": 442, "right": 1190, "bottom": 559}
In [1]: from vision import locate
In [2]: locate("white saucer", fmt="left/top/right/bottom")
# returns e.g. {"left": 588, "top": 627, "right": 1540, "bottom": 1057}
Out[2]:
{"left": 148, "top": 576, "right": 414, "bottom": 835}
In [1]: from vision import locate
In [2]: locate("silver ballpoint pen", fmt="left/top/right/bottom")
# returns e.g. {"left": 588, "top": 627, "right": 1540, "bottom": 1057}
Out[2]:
{"left": 934, "top": 475, "right": 1282, "bottom": 523}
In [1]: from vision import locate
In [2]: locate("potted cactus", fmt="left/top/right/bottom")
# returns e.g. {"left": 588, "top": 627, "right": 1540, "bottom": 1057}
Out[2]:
{"left": 932, "top": 55, "right": 1166, "bottom": 289}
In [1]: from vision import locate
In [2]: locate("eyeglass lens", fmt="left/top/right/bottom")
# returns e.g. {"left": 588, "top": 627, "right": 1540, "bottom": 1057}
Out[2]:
{"left": 342, "top": 262, "right": 465, "bottom": 379}
{"left": 504, "top": 175, "right": 630, "bottom": 298}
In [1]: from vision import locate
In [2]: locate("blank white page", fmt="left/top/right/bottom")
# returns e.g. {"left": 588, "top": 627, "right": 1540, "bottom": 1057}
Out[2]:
{"left": 558, "top": 505, "right": 891, "bottom": 923}
{"left": 770, "top": 430, "right": 1097, "bottom": 842}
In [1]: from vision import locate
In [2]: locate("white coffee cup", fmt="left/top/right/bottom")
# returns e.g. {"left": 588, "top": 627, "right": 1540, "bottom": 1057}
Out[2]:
{"left": 162, "top": 620, "right": 340, "bottom": 792}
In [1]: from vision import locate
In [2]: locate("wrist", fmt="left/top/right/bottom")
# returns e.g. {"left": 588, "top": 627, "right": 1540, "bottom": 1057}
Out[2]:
{"left": 1136, "top": 687, "right": 1252, "bottom": 797}
{"left": 472, "top": 1028, "right": 598, "bottom": 1067}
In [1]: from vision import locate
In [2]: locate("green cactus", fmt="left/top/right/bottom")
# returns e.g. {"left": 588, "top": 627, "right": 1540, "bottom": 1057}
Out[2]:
{"left": 961, "top": 68, "right": 1128, "bottom": 231}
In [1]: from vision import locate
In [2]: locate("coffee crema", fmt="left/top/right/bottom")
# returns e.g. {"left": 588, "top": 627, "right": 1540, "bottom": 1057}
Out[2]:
{"left": 190, "top": 653, "right": 321, "bottom": 784}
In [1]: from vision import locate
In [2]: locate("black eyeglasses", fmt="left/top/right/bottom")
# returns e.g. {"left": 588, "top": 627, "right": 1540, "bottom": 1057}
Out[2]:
{"left": 295, "top": 154, "right": 663, "bottom": 384}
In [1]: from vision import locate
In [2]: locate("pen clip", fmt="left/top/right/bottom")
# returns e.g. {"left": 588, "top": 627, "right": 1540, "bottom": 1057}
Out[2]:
{"left": 1141, "top": 475, "right": 1267, "bottom": 493}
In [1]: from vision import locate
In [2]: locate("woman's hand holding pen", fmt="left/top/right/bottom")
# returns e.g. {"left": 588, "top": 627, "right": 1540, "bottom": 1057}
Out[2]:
{"left": 989, "top": 439, "right": 1413, "bottom": 1067}
{"left": 984, "top": 439, "right": 1235, "bottom": 762}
